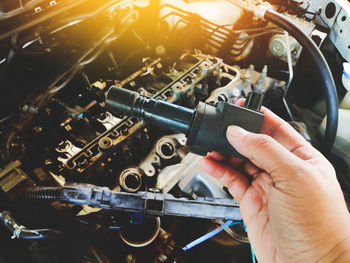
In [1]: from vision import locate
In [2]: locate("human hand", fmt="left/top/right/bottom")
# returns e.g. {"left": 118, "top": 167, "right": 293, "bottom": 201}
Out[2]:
{"left": 201, "top": 106, "right": 350, "bottom": 263}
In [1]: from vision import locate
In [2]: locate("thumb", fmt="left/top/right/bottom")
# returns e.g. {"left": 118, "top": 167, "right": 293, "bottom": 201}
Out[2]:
{"left": 226, "top": 126, "right": 302, "bottom": 177}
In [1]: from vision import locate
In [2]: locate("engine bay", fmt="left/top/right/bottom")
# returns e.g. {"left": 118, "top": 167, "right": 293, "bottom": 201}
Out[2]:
{"left": 0, "top": 0, "right": 350, "bottom": 262}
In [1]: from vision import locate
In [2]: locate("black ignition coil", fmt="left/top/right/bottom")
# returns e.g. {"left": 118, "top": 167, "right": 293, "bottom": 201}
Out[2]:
{"left": 106, "top": 86, "right": 265, "bottom": 158}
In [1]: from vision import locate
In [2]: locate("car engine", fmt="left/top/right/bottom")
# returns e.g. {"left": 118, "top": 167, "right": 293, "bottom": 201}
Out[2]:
{"left": 0, "top": 0, "right": 349, "bottom": 262}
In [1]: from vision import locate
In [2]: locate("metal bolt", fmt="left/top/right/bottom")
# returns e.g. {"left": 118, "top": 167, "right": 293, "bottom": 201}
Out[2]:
{"left": 125, "top": 254, "right": 136, "bottom": 263}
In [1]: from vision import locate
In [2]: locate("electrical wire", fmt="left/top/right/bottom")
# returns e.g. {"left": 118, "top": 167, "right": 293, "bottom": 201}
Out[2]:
{"left": 183, "top": 220, "right": 256, "bottom": 263}
{"left": 283, "top": 30, "right": 295, "bottom": 121}
{"left": 264, "top": 9, "right": 338, "bottom": 154}
{"left": 242, "top": 221, "right": 256, "bottom": 263}
{"left": 222, "top": 0, "right": 338, "bottom": 153}
{"left": 182, "top": 220, "right": 241, "bottom": 251}
{"left": 250, "top": 243, "right": 257, "bottom": 263}
{"left": 0, "top": 211, "right": 61, "bottom": 240}
{"left": 160, "top": 6, "right": 283, "bottom": 62}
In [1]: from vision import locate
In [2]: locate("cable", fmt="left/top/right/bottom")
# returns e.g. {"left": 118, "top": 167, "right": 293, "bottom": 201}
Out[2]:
{"left": 203, "top": 0, "right": 338, "bottom": 153}
{"left": 182, "top": 220, "right": 240, "bottom": 251}
{"left": 227, "top": 0, "right": 255, "bottom": 12}
{"left": 0, "top": 211, "right": 61, "bottom": 240}
{"left": 183, "top": 220, "right": 257, "bottom": 263}
{"left": 17, "top": 228, "right": 61, "bottom": 240}
{"left": 224, "top": 1, "right": 338, "bottom": 153}
{"left": 250, "top": 243, "right": 257, "bottom": 263}
{"left": 242, "top": 222, "right": 256, "bottom": 263}
{"left": 283, "top": 30, "right": 295, "bottom": 121}
{"left": 263, "top": 9, "right": 338, "bottom": 154}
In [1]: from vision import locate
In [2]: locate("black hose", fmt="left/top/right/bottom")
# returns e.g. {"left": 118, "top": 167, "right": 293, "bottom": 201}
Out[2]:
{"left": 264, "top": 9, "right": 338, "bottom": 154}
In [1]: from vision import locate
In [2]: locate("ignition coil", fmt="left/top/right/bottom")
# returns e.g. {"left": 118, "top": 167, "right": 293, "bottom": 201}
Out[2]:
{"left": 106, "top": 86, "right": 265, "bottom": 158}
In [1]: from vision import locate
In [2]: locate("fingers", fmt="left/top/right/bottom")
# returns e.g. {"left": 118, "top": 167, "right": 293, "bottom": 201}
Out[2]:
{"left": 206, "top": 151, "right": 245, "bottom": 167}
{"left": 206, "top": 151, "right": 227, "bottom": 162}
{"left": 243, "top": 161, "right": 260, "bottom": 178}
{"left": 226, "top": 126, "right": 302, "bottom": 176}
{"left": 236, "top": 99, "right": 320, "bottom": 160}
{"left": 261, "top": 108, "right": 310, "bottom": 153}
{"left": 261, "top": 108, "right": 323, "bottom": 161}
{"left": 235, "top": 98, "right": 245, "bottom": 106}
{"left": 206, "top": 152, "right": 263, "bottom": 179}
{"left": 201, "top": 157, "right": 249, "bottom": 202}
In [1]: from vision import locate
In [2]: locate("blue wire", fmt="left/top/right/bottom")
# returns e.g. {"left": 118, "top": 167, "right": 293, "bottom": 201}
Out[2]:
{"left": 243, "top": 222, "right": 256, "bottom": 263}
{"left": 182, "top": 220, "right": 241, "bottom": 251}
{"left": 183, "top": 220, "right": 256, "bottom": 263}
{"left": 250, "top": 244, "right": 256, "bottom": 263}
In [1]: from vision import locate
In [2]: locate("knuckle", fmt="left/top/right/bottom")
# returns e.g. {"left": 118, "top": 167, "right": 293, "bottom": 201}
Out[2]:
{"left": 251, "top": 134, "right": 273, "bottom": 149}
{"left": 326, "top": 162, "right": 336, "bottom": 175}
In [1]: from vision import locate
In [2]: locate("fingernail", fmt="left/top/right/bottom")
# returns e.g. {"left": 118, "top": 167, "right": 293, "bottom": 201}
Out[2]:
{"left": 227, "top": 125, "right": 249, "bottom": 139}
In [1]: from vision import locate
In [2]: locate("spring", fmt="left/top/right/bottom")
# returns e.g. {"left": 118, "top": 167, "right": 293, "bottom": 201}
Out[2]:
{"left": 25, "top": 187, "right": 61, "bottom": 201}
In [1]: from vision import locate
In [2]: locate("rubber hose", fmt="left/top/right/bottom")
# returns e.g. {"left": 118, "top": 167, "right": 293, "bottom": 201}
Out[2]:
{"left": 264, "top": 9, "right": 338, "bottom": 154}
